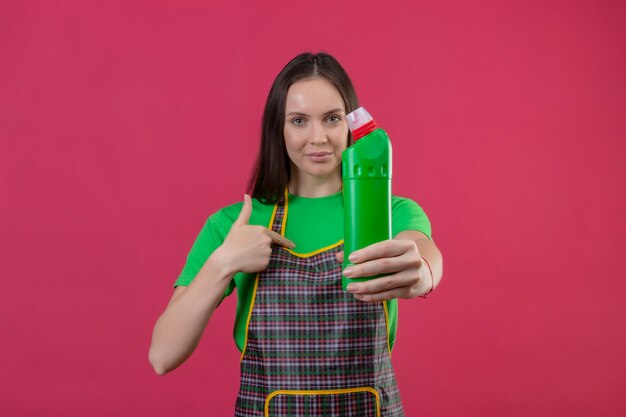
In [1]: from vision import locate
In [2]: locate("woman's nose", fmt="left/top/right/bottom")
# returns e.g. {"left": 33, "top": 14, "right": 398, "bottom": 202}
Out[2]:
{"left": 310, "top": 123, "right": 328, "bottom": 144}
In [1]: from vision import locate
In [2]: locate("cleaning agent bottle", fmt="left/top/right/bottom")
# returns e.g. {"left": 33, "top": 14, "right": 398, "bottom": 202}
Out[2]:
{"left": 342, "top": 107, "right": 392, "bottom": 291}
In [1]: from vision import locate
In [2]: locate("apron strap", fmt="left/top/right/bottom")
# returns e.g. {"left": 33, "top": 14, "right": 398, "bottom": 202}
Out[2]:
{"left": 270, "top": 188, "right": 288, "bottom": 235}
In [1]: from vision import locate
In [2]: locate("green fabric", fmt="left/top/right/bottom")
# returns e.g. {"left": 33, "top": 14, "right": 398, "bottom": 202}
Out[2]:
{"left": 174, "top": 191, "right": 432, "bottom": 352}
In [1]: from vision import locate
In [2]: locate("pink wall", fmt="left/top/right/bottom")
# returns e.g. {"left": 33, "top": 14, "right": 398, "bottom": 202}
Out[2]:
{"left": 2, "top": 1, "right": 625, "bottom": 415}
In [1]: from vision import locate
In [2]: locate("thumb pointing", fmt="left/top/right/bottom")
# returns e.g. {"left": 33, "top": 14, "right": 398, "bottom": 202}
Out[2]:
{"left": 234, "top": 194, "right": 252, "bottom": 226}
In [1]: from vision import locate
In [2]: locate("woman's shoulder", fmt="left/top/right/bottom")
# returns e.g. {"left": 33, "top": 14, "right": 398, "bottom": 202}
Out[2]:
{"left": 391, "top": 194, "right": 432, "bottom": 239}
{"left": 391, "top": 194, "right": 425, "bottom": 209}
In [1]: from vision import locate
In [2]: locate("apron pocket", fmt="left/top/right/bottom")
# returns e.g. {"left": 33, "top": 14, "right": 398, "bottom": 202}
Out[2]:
{"left": 264, "top": 387, "right": 380, "bottom": 417}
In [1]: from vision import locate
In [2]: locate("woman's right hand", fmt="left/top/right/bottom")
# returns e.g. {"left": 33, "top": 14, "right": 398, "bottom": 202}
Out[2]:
{"left": 211, "top": 194, "right": 295, "bottom": 274}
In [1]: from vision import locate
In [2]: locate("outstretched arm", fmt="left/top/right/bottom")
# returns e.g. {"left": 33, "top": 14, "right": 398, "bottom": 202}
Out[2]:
{"left": 335, "top": 230, "right": 443, "bottom": 302}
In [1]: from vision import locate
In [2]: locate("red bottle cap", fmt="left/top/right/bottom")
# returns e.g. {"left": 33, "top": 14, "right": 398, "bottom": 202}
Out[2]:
{"left": 346, "top": 107, "right": 378, "bottom": 141}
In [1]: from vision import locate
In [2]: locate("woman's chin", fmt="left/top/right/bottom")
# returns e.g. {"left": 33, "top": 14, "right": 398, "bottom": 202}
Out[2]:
{"left": 304, "top": 165, "right": 341, "bottom": 178}
{"left": 291, "top": 159, "right": 341, "bottom": 180}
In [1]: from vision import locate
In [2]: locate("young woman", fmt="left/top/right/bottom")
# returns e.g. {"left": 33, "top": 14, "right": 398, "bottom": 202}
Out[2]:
{"left": 149, "top": 52, "right": 443, "bottom": 416}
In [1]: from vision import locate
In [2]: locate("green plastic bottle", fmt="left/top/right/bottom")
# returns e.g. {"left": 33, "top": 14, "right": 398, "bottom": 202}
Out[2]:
{"left": 342, "top": 107, "right": 392, "bottom": 291}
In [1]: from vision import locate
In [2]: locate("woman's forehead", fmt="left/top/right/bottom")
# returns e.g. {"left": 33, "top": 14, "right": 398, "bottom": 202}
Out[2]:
{"left": 285, "top": 78, "right": 345, "bottom": 115}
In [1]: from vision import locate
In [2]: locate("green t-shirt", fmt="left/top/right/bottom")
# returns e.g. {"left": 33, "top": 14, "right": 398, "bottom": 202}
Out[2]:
{"left": 175, "top": 191, "right": 432, "bottom": 352}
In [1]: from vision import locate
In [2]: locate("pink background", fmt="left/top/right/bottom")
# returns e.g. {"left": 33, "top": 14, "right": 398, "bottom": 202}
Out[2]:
{"left": 2, "top": 1, "right": 625, "bottom": 416}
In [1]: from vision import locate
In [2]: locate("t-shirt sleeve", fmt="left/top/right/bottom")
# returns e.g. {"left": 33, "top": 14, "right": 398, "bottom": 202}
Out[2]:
{"left": 391, "top": 196, "right": 433, "bottom": 240}
{"left": 173, "top": 213, "right": 236, "bottom": 299}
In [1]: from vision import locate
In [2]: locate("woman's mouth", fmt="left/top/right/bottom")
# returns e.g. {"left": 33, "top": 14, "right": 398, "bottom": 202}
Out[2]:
{"left": 306, "top": 152, "right": 332, "bottom": 161}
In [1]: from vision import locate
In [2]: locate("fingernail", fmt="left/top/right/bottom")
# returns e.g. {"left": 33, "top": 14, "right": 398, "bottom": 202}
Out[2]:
{"left": 343, "top": 267, "right": 354, "bottom": 277}
{"left": 348, "top": 253, "right": 359, "bottom": 263}
{"left": 346, "top": 284, "right": 356, "bottom": 292}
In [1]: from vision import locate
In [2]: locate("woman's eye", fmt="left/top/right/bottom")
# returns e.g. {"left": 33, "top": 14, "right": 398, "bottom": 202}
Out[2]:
{"left": 326, "top": 115, "right": 341, "bottom": 123}
{"left": 291, "top": 118, "right": 305, "bottom": 126}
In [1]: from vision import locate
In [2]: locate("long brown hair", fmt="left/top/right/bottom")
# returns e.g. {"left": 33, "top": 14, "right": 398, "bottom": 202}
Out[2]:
{"left": 247, "top": 52, "right": 359, "bottom": 204}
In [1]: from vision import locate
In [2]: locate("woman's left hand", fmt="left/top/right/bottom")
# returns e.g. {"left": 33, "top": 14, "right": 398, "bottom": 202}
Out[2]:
{"left": 335, "top": 239, "right": 432, "bottom": 302}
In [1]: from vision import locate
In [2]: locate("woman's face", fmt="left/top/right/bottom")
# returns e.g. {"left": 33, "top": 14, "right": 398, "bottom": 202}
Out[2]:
{"left": 283, "top": 77, "right": 349, "bottom": 183}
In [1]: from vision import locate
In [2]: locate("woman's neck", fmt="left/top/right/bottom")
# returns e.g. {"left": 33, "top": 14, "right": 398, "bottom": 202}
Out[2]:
{"left": 288, "top": 170, "right": 342, "bottom": 198}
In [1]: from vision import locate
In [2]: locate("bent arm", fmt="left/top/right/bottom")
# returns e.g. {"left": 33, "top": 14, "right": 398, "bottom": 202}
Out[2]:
{"left": 149, "top": 194, "right": 295, "bottom": 375}
{"left": 148, "top": 254, "right": 234, "bottom": 375}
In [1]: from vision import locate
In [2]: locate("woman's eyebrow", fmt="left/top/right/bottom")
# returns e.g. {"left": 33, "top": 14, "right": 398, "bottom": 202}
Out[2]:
{"left": 286, "top": 108, "right": 345, "bottom": 117}
{"left": 324, "top": 108, "right": 345, "bottom": 115}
